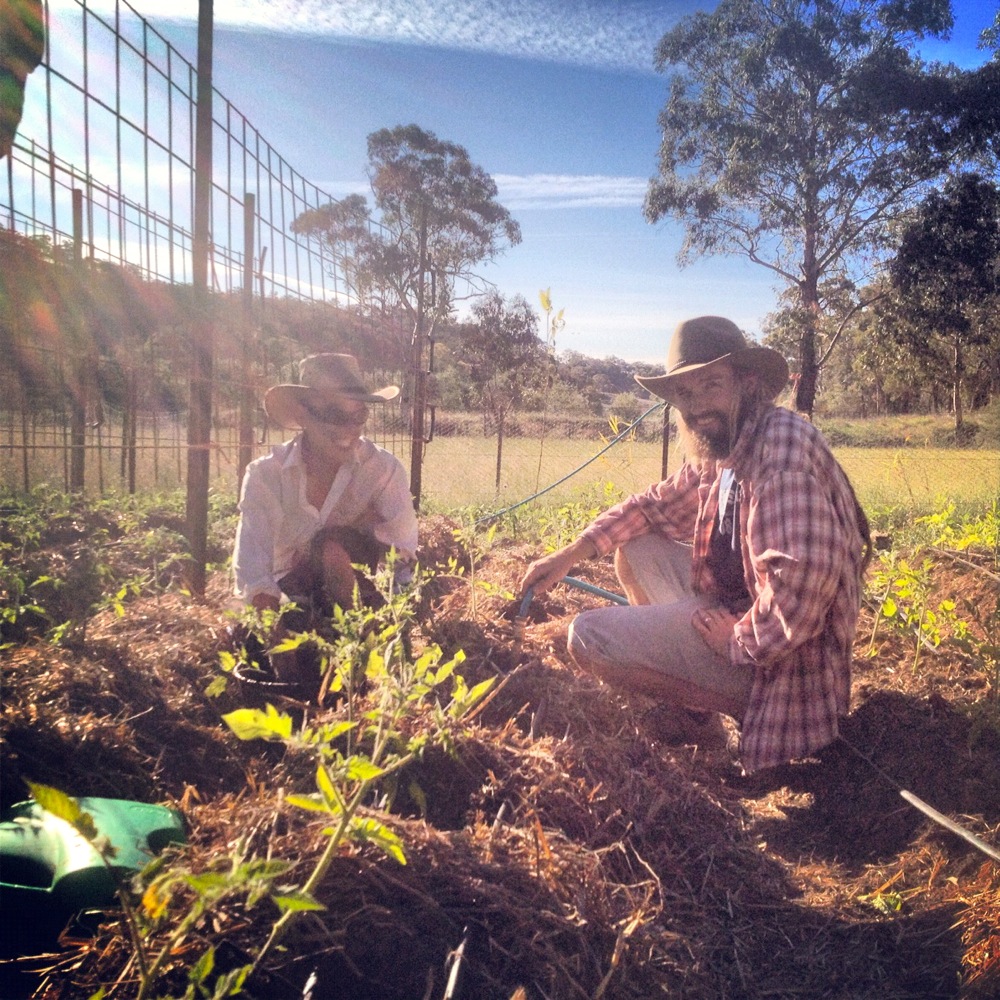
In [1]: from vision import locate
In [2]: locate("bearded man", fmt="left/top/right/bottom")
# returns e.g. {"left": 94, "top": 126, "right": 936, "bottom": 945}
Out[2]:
{"left": 520, "top": 316, "right": 871, "bottom": 773}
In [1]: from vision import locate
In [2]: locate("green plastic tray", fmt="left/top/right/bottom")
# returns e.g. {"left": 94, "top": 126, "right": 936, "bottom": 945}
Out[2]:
{"left": 0, "top": 796, "right": 186, "bottom": 917}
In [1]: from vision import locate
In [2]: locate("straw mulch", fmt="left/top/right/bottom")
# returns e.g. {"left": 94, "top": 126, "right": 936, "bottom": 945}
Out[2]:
{"left": 1, "top": 515, "right": 998, "bottom": 999}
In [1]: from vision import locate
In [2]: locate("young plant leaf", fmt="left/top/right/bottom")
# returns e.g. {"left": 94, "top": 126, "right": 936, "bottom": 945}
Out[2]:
{"left": 272, "top": 891, "right": 326, "bottom": 914}
{"left": 26, "top": 781, "right": 100, "bottom": 842}
{"left": 222, "top": 705, "right": 293, "bottom": 741}
{"left": 349, "top": 816, "right": 407, "bottom": 864}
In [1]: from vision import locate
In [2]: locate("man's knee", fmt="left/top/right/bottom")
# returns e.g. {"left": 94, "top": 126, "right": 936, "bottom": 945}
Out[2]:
{"left": 567, "top": 612, "right": 608, "bottom": 678}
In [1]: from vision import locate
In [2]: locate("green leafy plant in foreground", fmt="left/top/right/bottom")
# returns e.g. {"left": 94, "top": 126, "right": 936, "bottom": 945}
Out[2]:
{"left": 25, "top": 782, "right": 281, "bottom": 1000}
{"left": 222, "top": 565, "right": 493, "bottom": 970}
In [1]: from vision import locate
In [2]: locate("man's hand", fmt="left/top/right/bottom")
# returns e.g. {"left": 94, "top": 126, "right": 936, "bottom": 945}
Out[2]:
{"left": 520, "top": 538, "right": 597, "bottom": 597}
{"left": 691, "top": 605, "right": 738, "bottom": 658}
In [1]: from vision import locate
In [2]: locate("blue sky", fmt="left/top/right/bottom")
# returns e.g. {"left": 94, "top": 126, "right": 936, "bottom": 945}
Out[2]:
{"left": 43, "top": 0, "right": 999, "bottom": 362}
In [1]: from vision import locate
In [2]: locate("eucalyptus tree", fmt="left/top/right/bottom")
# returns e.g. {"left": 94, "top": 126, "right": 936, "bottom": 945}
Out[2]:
{"left": 644, "top": 0, "right": 966, "bottom": 415}
{"left": 293, "top": 125, "right": 520, "bottom": 331}
{"left": 455, "top": 291, "right": 545, "bottom": 492}
{"left": 886, "top": 172, "right": 1000, "bottom": 431}
{"left": 292, "top": 124, "right": 521, "bottom": 503}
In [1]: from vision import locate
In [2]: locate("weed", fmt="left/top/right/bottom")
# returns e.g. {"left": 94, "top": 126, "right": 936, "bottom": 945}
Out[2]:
{"left": 451, "top": 518, "right": 509, "bottom": 620}
{"left": 867, "top": 553, "right": 962, "bottom": 671}
{"left": 954, "top": 592, "right": 1000, "bottom": 745}
{"left": 534, "top": 480, "right": 624, "bottom": 552}
{"left": 0, "top": 562, "right": 55, "bottom": 643}
{"left": 918, "top": 500, "right": 999, "bottom": 567}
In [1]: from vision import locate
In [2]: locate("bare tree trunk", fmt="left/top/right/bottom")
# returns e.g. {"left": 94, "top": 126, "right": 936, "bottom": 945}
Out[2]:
{"left": 953, "top": 335, "right": 964, "bottom": 432}
{"left": 494, "top": 417, "right": 504, "bottom": 493}
{"left": 794, "top": 187, "right": 821, "bottom": 417}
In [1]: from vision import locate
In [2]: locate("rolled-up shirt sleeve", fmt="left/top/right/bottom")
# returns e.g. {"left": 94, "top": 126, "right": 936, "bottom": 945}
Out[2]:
{"left": 232, "top": 462, "right": 285, "bottom": 603}
{"left": 581, "top": 463, "right": 702, "bottom": 557}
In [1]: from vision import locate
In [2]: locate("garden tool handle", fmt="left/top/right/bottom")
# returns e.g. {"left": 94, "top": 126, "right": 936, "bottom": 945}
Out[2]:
{"left": 518, "top": 586, "right": 535, "bottom": 619}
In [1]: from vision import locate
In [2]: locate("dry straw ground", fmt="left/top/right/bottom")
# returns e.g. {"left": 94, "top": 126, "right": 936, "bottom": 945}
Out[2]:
{"left": 1, "top": 515, "right": 999, "bottom": 999}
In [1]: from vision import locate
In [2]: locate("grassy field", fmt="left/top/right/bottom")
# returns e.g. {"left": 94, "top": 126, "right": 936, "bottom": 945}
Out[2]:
{"left": 2, "top": 416, "right": 997, "bottom": 518}
{"left": 413, "top": 435, "right": 1000, "bottom": 515}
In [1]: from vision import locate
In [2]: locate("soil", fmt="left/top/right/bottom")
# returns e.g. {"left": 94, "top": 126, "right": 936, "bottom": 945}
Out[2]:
{"left": 1, "top": 513, "right": 998, "bottom": 999}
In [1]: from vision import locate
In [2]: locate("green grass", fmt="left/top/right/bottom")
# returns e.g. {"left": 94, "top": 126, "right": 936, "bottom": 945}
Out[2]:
{"left": 3, "top": 416, "right": 997, "bottom": 526}
{"left": 414, "top": 436, "right": 998, "bottom": 515}
{"left": 836, "top": 447, "right": 999, "bottom": 511}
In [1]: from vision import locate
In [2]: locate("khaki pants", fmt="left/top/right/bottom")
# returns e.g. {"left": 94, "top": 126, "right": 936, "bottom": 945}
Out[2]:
{"left": 567, "top": 534, "right": 754, "bottom": 718}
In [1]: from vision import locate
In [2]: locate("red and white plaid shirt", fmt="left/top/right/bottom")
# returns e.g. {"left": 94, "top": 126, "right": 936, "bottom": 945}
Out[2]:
{"left": 581, "top": 405, "right": 866, "bottom": 772}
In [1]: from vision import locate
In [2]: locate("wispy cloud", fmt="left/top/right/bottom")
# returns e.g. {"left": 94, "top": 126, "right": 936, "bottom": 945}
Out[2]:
{"left": 55, "top": 0, "right": 683, "bottom": 74}
{"left": 494, "top": 174, "right": 648, "bottom": 210}
{"left": 312, "top": 173, "right": 650, "bottom": 210}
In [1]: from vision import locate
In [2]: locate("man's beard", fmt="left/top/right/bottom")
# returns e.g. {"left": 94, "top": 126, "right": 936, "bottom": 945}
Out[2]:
{"left": 682, "top": 412, "right": 733, "bottom": 461}
{"left": 679, "top": 391, "right": 757, "bottom": 462}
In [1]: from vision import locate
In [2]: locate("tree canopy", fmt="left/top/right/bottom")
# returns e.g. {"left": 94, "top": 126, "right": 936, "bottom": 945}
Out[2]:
{"left": 644, "top": 0, "right": 969, "bottom": 415}
{"left": 885, "top": 171, "right": 1000, "bottom": 430}
{"left": 291, "top": 124, "right": 521, "bottom": 336}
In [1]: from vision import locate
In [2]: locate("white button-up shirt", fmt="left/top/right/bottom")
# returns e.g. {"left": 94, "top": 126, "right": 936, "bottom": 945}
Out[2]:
{"left": 232, "top": 434, "right": 418, "bottom": 603}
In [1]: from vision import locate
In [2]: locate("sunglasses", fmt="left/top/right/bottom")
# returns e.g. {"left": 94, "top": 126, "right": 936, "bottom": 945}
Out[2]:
{"left": 303, "top": 401, "right": 369, "bottom": 426}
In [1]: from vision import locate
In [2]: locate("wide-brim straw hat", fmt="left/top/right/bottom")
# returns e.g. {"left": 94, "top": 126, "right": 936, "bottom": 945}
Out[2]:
{"left": 635, "top": 316, "right": 789, "bottom": 404}
{"left": 264, "top": 353, "right": 399, "bottom": 430}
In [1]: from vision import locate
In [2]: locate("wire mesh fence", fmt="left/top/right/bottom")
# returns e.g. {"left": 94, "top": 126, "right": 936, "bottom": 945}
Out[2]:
{"left": 2, "top": 343, "right": 998, "bottom": 517}
{"left": 0, "top": 338, "right": 670, "bottom": 510}
{"left": 4, "top": 0, "right": 367, "bottom": 302}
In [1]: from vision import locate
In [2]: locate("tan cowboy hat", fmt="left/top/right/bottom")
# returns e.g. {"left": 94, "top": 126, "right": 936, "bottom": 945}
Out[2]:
{"left": 264, "top": 353, "right": 399, "bottom": 429}
{"left": 635, "top": 316, "right": 789, "bottom": 404}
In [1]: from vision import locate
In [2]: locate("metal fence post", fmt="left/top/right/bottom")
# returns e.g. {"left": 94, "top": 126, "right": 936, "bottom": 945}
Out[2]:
{"left": 69, "top": 188, "right": 86, "bottom": 491}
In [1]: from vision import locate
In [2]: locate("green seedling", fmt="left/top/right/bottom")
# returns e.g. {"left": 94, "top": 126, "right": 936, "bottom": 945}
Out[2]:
{"left": 223, "top": 564, "right": 493, "bottom": 970}
{"left": 868, "top": 553, "right": 962, "bottom": 671}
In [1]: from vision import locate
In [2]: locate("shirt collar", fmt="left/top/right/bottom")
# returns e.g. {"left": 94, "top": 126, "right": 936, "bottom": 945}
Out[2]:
{"left": 725, "top": 403, "right": 772, "bottom": 476}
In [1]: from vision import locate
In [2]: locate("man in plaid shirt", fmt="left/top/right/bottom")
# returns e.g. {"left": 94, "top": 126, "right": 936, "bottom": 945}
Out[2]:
{"left": 521, "top": 316, "right": 871, "bottom": 773}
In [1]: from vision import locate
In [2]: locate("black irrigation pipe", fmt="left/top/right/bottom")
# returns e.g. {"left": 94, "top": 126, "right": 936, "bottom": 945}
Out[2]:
{"left": 475, "top": 402, "right": 666, "bottom": 526}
